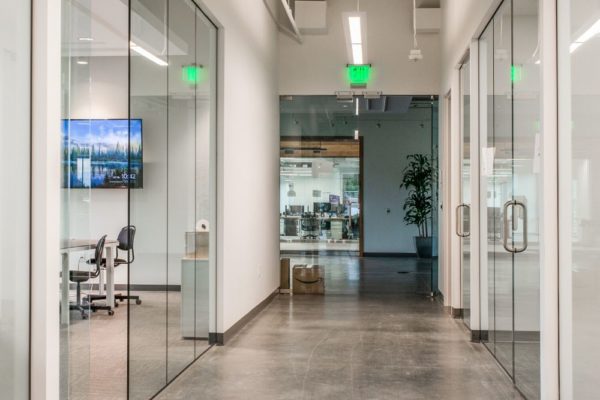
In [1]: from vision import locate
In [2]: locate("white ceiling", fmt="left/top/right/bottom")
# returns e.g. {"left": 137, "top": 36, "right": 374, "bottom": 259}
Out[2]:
{"left": 63, "top": 0, "right": 192, "bottom": 58}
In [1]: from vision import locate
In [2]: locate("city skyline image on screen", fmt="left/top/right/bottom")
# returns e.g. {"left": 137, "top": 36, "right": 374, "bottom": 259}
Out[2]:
{"left": 62, "top": 119, "right": 143, "bottom": 189}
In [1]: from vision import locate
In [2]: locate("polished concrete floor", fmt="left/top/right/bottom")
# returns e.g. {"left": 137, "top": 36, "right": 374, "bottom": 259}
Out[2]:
{"left": 157, "top": 256, "right": 524, "bottom": 400}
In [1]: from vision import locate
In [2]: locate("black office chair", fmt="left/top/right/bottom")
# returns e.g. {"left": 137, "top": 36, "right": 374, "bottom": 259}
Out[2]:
{"left": 69, "top": 235, "right": 113, "bottom": 318}
{"left": 87, "top": 225, "right": 142, "bottom": 307}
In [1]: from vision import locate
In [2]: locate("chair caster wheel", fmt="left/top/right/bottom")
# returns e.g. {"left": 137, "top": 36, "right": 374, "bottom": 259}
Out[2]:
{"left": 114, "top": 302, "right": 119, "bottom": 308}
{"left": 82, "top": 314, "right": 88, "bottom": 320}
{"left": 136, "top": 299, "right": 142, "bottom": 305}
{"left": 108, "top": 310, "right": 114, "bottom": 316}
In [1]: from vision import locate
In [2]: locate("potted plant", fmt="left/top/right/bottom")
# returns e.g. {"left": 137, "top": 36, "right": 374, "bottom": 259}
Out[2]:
{"left": 400, "top": 154, "right": 434, "bottom": 258}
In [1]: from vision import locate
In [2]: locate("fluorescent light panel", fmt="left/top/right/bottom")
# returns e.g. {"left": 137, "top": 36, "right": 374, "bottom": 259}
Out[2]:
{"left": 130, "top": 41, "right": 168, "bottom": 66}
{"left": 352, "top": 44, "right": 363, "bottom": 65}
{"left": 349, "top": 17, "right": 362, "bottom": 44}
{"left": 347, "top": 15, "right": 364, "bottom": 65}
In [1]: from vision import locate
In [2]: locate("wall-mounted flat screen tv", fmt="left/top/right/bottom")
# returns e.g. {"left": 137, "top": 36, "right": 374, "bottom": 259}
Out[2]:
{"left": 62, "top": 119, "right": 143, "bottom": 189}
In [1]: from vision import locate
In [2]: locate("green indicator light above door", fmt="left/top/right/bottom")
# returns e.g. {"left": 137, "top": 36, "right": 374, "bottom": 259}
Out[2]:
{"left": 511, "top": 65, "right": 523, "bottom": 83}
{"left": 182, "top": 64, "right": 204, "bottom": 84}
{"left": 347, "top": 64, "right": 371, "bottom": 88}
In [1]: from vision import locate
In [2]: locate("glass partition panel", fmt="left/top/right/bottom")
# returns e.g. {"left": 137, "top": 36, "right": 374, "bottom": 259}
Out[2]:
{"left": 129, "top": 1, "right": 217, "bottom": 397}
{"left": 60, "top": 0, "right": 129, "bottom": 398}
{"left": 479, "top": 2, "right": 541, "bottom": 396}
{"left": 460, "top": 59, "right": 471, "bottom": 327}
{"left": 0, "top": 0, "right": 31, "bottom": 397}
{"left": 194, "top": 7, "right": 217, "bottom": 358}
{"left": 129, "top": 0, "right": 169, "bottom": 397}
{"left": 479, "top": 17, "right": 494, "bottom": 355}
{"left": 279, "top": 95, "right": 437, "bottom": 297}
{"left": 431, "top": 101, "right": 440, "bottom": 295}
{"left": 559, "top": 0, "right": 600, "bottom": 397}
{"left": 491, "top": 0, "right": 514, "bottom": 373}
{"left": 61, "top": 2, "right": 92, "bottom": 396}
{"left": 167, "top": 0, "right": 197, "bottom": 380}
{"left": 512, "top": 1, "right": 540, "bottom": 397}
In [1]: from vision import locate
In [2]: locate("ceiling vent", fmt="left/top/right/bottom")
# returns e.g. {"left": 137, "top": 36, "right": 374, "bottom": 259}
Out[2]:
{"left": 295, "top": 1, "right": 327, "bottom": 34}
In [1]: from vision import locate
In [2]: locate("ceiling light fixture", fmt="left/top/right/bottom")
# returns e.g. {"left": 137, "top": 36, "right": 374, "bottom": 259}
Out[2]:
{"left": 348, "top": 15, "right": 364, "bottom": 65}
{"left": 130, "top": 41, "right": 168, "bottom": 67}
{"left": 77, "top": 60, "right": 89, "bottom": 65}
{"left": 343, "top": 1, "right": 367, "bottom": 66}
{"left": 349, "top": 16, "right": 362, "bottom": 44}
{"left": 78, "top": 37, "right": 94, "bottom": 41}
{"left": 287, "top": 183, "right": 296, "bottom": 197}
{"left": 570, "top": 19, "right": 600, "bottom": 53}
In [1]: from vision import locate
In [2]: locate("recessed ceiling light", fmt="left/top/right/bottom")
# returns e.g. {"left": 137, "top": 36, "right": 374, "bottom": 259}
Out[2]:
{"left": 78, "top": 37, "right": 94, "bottom": 41}
{"left": 77, "top": 60, "right": 88, "bottom": 65}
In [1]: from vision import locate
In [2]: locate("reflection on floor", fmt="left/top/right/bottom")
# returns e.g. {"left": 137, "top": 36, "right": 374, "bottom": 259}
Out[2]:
{"left": 62, "top": 291, "right": 210, "bottom": 400}
{"left": 157, "top": 256, "right": 524, "bottom": 400}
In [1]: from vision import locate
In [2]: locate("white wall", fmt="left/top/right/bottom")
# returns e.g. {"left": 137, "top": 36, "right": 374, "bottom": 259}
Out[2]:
{"left": 438, "top": 0, "right": 496, "bottom": 304}
{"left": 199, "top": 0, "right": 281, "bottom": 333}
{"left": 279, "top": 0, "right": 441, "bottom": 95}
{"left": 440, "top": 0, "right": 495, "bottom": 93}
{"left": 363, "top": 117, "right": 432, "bottom": 253}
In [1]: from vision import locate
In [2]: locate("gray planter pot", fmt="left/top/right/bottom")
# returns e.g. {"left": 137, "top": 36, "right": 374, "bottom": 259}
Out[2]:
{"left": 415, "top": 236, "right": 433, "bottom": 258}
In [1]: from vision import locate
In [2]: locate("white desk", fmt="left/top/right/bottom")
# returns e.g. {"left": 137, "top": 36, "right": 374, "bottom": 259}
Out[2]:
{"left": 60, "top": 239, "right": 118, "bottom": 325}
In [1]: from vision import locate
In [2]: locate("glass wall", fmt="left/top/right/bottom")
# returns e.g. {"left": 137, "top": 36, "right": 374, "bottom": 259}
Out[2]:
{"left": 129, "top": 0, "right": 217, "bottom": 398}
{"left": 280, "top": 154, "right": 361, "bottom": 253}
{"left": 60, "top": 1, "right": 217, "bottom": 398}
{"left": 559, "top": 0, "right": 600, "bottom": 397}
{"left": 0, "top": 0, "right": 31, "bottom": 397}
{"left": 459, "top": 59, "right": 471, "bottom": 326}
{"left": 280, "top": 95, "right": 438, "bottom": 294}
{"left": 60, "top": 0, "right": 129, "bottom": 398}
{"left": 479, "top": 1, "right": 540, "bottom": 398}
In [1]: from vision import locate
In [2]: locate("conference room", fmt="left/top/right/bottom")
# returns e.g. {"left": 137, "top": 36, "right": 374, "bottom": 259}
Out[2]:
{"left": 59, "top": 0, "right": 217, "bottom": 398}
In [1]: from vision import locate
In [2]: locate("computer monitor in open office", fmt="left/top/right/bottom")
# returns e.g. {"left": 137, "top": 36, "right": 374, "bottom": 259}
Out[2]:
{"left": 314, "top": 202, "right": 331, "bottom": 213}
{"left": 289, "top": 205, "right": 304, "bottom": 215}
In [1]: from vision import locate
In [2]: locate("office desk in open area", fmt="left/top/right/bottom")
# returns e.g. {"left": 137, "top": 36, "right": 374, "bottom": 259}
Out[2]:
{"left": 60, "top": 239, "right": 119, "bottom": 325}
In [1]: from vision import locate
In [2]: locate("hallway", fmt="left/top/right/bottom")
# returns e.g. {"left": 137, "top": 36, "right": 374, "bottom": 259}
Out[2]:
{"left": 157, "top": 257, "right": 523, "bottom": 400}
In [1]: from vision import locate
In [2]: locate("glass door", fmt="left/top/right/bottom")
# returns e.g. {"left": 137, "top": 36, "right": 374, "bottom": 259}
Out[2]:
{"left": 458, "top": 59, "right": 471, "bottom": 327}
{"left": 512, "top": 0, "right": 540, "bottom": 397}
{"left": 479, "top": 1, "right": 540, "bottom": 398}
